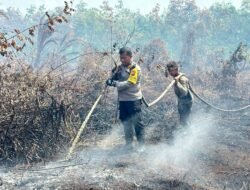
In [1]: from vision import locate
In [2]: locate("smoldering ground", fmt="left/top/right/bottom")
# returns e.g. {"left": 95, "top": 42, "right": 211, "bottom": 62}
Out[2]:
{"left": 0, "top": 110, "right": 249, "bottom": 190}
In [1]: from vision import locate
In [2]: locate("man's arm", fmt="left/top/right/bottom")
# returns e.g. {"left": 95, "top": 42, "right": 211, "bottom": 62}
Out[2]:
{"left": 176, "top": 76, "right": 189, "bottom": 97}
{"left": 115, "top": 67, "right": 139, "bottom": 91}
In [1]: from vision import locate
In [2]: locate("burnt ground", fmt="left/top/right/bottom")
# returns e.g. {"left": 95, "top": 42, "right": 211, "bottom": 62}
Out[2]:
{"left": 0, "top": 104, "right": 249, "bottom": 190}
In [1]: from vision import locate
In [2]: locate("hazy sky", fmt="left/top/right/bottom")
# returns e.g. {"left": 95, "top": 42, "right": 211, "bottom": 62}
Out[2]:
{"left": 0, "top": 0, "right": 242, "bottom": 14}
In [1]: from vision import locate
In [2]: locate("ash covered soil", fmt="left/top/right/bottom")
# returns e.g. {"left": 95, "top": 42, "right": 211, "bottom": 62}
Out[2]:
{"left": 0, "top": 109, "right": 249, "bottom": 190}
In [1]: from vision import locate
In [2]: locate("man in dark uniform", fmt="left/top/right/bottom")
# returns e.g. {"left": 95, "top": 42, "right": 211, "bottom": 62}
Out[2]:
{"left": 106, "top": 47, "right": 145, "bottom": 150}
{"left": 166, "top": 61, "right": 193, "bottom": 127}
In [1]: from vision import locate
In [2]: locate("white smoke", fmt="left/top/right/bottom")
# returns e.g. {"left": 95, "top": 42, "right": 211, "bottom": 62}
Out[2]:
{"left": 144, "top": 113, "right": 215, "bottom": 171}
{"left": 97, "top": 123, "right": 124, "bottom": 149}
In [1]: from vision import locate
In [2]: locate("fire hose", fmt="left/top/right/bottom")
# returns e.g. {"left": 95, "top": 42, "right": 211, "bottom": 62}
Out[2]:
{"left": 142, "top": 79, "right": 250, "bottom": 111}
{"left": 189, "top": 85, "right": 250, "bottom": 112}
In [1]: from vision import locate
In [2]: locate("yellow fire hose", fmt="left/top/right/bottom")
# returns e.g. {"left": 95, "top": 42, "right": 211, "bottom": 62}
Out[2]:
{"left": 66, "top": 93, "right": 103, "bottom": 160}
{"left": 142, "top": 74, "right": 184, "bottom": 107}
